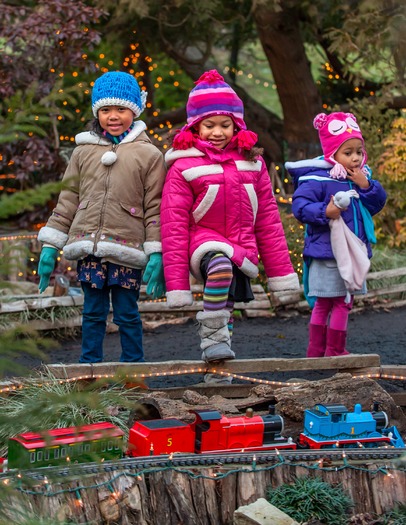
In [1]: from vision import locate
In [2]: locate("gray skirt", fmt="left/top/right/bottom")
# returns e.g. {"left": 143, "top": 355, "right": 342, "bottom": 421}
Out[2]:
{"left": 308, "top": 259, "right": 367, "bottom": 298}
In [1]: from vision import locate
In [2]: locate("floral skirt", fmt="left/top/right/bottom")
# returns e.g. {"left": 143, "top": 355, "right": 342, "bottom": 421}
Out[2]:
{"left": 77, "top": 255, "right": 142, "bottom": 290}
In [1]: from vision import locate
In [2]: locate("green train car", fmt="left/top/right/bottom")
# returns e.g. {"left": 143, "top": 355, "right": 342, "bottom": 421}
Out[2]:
{"left": 7, "top": 422, "right": 124, "bottom": 469}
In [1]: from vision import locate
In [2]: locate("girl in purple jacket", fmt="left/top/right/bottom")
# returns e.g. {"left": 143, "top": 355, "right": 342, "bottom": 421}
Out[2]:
{"left": 161, "top": 70, "right": 299, "bottom": 383}
{"left": 285, "top": 112, "right": 386, "bottom": 358}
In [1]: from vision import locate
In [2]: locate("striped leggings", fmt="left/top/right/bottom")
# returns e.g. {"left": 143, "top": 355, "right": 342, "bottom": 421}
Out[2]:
{"left": 203, "top": 252, "right": 235, "bottom": 335}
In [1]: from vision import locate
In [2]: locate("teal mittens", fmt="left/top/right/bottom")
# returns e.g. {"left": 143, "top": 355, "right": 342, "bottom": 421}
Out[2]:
{"left": 38, "top": 247, "right": 58, "bottom": 293}
{"left": 143, "top": 253, "right": 166, "bottom": 299}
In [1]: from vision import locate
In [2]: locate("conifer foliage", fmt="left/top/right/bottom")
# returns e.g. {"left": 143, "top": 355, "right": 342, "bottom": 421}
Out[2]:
{"left": 0, "top": 1, "right": 106, "bottom": 203}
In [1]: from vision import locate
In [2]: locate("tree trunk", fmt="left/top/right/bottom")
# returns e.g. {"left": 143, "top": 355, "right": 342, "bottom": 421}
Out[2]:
{"left": 253, "top": 3, "right": 322, "bottom": 161}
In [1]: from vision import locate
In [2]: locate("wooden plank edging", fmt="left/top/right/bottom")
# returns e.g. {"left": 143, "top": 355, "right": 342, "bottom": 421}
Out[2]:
{"left": 44, "top": 354, "right": 381, "bottom": 380}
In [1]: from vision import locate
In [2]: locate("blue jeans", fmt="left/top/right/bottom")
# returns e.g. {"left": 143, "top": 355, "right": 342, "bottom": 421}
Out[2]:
{"left": 79, "top": 283, "right": 144, "bottom": 363}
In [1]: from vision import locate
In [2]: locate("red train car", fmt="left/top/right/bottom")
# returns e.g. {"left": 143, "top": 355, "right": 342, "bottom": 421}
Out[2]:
{"left": 127, "top": 417, "right": 195, "bottom": 456}
{"left": 127, "top": 408, "right": 296, "bottom": 457}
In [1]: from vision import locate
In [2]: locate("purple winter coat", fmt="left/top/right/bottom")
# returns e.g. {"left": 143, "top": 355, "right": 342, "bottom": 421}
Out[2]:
{"left": 285, "top": 158, "right": 386, "bottom": 260}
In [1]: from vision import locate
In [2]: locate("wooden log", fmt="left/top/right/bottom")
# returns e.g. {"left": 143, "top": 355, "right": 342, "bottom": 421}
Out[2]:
{"left": 347, "top": 366, "right": 381, "bottom": 378}
{"left": 207, "top": 355, "right": 381, "bottom": 374}
{"left": 189, "top": 477, "right": 213, "bottom": 525}
{"left": 218, "top": 473, "right": 237, "bottom": 524}
{"left": 269, "top": 290, "right": 302, "bottom": 307}
{"left": 1, "top": 298, "right": 268, "bottom": 322}
{"left": 18, "top": 316, "right": 83, "bottom": 331}
{"left": 237, "top": 471, "right": 257, "bottom": 506}
{"left": 149, "top": 472, "right": 177, "bottom": 524}
{"left": 149, "top": 382, "right": 406, "bottom": 410}
{"left": 391, "top": 392, "right": 406, "bottom": 407}
{"left": 373, "top": 298, "right": 406, "bottom": 308}
{"left": 122, "top": 473, "right": 152, "bottom": 524}
{"left": 99, "top": 487, "right": 121, "bottom": 522}
{"left": 140, "top": 301, "right": 202, "bottom": 313}
{"left": 152, "top": 384, "right": 257, "bottom": 400}
{"left": 380, "top": 365, "right": 406, "bottom": 377}
{"left": 161, "top": 470, "right": 203, "bottom": 525}
{"left": 244, "top": 309, "right": 274, "bottom": 318}
{"left": 357, "top": 283, "right": 406, "bottom": 299}
{"left": 367, "top": 267, "right": 406, "bottom": 280}
{"left": 202, "top": 470, "right": 223, "bottom": 524}
{"left": 272, "top": 282, "right": 406, "bottom": 307}
{"left": 235, "top": 299, "right": 272, "bottom": 310}
{"left": 128, "top": 390, "right": 252, "bottom": 425}
{"left": 0, "top": 294, "right": 84, "bottom": 313}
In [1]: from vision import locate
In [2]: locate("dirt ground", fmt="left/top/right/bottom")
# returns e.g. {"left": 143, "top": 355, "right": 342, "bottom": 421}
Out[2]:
{"left": 16, "top": 305, "right": 406, "bottom": 390}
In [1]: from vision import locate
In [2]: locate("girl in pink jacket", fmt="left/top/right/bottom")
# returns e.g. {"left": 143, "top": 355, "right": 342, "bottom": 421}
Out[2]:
{"left": 161, "top": 70, "right": 299, "bottom": 382}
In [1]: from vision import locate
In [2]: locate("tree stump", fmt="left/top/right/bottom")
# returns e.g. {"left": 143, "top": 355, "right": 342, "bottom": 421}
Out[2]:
{"left": 3, "top": 465, "right": 406, "bottom": 524}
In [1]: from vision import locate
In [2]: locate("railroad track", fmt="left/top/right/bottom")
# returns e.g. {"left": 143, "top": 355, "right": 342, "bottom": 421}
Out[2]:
{"left": 1, "top": 447, "right": 405, "bottom": 482}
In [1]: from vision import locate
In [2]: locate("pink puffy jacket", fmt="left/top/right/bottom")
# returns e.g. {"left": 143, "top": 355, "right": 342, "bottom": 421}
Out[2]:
{"left": 161, "top": 138, "right": 299, "bottom": 307}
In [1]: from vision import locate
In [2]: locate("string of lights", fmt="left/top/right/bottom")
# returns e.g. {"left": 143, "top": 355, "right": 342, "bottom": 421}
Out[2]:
{"left": 1, "top": 368, "right": 405, "bottom": 395}
{"left": 0, "top": 233, "right": 38, "bottom": 242}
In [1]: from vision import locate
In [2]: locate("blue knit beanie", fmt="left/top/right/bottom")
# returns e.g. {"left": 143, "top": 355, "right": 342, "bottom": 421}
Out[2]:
{"left": 92, "top": 72, "right": 147, "bottom": 118}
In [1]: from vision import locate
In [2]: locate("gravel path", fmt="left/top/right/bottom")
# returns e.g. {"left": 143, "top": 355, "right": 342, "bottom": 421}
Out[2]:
{"left": 14, "top": 306, "right": 406, "bottom": 389}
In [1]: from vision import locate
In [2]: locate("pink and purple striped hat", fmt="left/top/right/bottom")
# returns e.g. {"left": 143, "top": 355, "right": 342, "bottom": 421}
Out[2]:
{"left": 185, "top": 70, "right": 246, "bottom": 130}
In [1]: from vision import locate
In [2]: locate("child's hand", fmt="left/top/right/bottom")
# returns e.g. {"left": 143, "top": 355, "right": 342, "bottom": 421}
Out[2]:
{"left": 326, "top": 195, "right": 342, "bottom": 220}
{"left": 346, "top": 167, "right": 370, "bottom": 189}
{"left": 38, "top": 247, "right": 58, "bottom": 293}
{"left": 143, "top": 253, "right": 166, "bottom": 299}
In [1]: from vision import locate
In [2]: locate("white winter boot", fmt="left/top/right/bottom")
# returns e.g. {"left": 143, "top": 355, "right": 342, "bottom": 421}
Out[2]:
{"left": 196, "top": 309, "right": 235, "bottom": 362}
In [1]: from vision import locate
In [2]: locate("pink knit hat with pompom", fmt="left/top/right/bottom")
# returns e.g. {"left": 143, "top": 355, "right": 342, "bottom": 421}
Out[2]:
{"left": 173, "top": 70, "right": 257, "bottom": 151}
{"left": 313, "top": 112, "right": 367, "bottom": 178}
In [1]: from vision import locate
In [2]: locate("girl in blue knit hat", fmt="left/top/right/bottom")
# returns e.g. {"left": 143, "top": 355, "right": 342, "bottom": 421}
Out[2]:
{"left": 37, "top": 71, "right": 166, "bottom": 363}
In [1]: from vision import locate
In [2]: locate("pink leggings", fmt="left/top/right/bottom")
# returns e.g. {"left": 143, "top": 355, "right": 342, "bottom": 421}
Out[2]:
{"left": 310, "top": 296, "right": 354, "bottom": 331}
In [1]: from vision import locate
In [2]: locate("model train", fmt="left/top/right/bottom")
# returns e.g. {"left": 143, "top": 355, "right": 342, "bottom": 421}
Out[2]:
{"left": 299, "top": 402, "right": 404, "bottom": 449}
{"left": 2, "top": 403, "right": 404, "bottom": 471}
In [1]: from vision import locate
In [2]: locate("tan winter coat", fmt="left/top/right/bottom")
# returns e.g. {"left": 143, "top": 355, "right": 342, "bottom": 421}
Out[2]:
{"left": 38, "top": 121, "right": 166, "bottom": 269}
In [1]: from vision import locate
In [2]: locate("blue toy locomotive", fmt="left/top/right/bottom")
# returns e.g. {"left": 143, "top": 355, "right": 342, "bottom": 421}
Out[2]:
{"left": 299, "top": 402, "right": 405, "bottom": 449}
